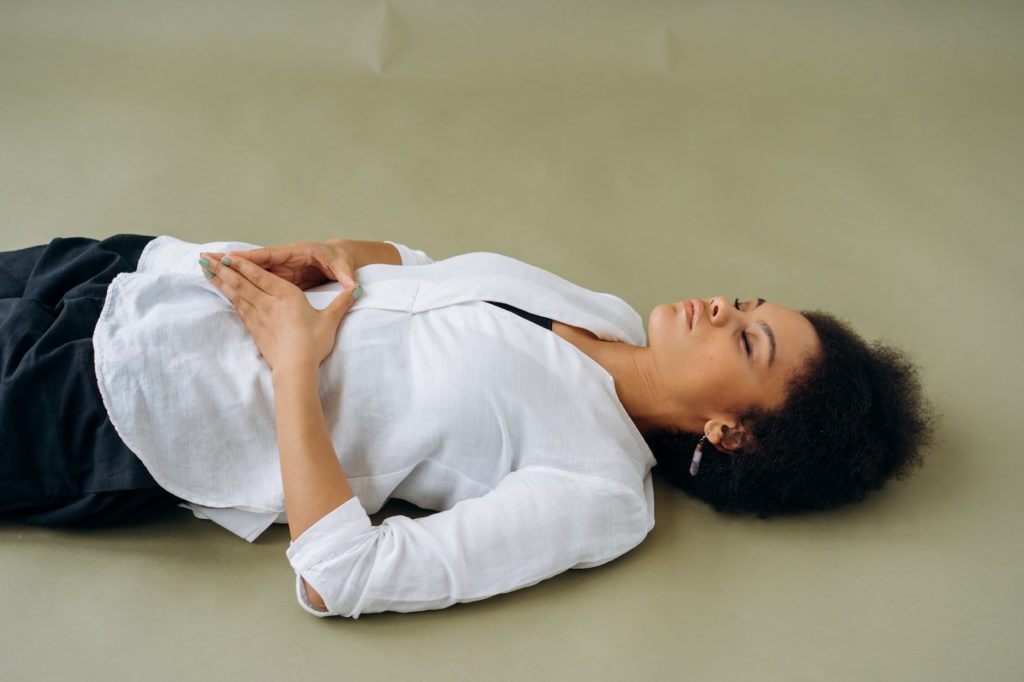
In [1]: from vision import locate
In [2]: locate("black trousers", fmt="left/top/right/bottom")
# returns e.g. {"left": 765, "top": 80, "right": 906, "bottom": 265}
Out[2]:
{"left": 0, "top": 234, "right": 184, "bottom": 527}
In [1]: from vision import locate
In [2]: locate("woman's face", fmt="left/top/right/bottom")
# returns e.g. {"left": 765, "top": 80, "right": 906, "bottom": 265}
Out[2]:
{"left": 647, "top": 296, "right": 821, "bottom": 433}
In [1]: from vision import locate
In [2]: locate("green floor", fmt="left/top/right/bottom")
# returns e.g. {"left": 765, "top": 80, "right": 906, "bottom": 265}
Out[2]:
{"left": 1, "top": 2, "right": 1020, "bottom": 680}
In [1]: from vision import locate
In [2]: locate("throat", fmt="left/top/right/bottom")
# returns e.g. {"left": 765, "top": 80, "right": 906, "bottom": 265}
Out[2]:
{"left": 551, "top": 320, "right": 662, "bottom": 436}
{"left": 551, "top": 320, "right": 616, "bottom": 381}
{"left": 551, "top": 320, "right": 600, "bottom": 353}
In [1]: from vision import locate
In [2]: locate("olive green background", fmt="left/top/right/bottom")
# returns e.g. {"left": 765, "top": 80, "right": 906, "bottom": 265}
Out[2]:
{"left": 1, "top": 1, "right": 1020, "bottom": 680}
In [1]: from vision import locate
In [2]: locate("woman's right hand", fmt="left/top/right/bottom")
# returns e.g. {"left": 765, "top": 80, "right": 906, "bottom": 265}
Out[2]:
{"left": 211, "top": 239, "right": 361, "bottom": 292}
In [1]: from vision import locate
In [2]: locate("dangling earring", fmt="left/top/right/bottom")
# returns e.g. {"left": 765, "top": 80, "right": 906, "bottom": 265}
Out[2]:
{"left": 690, "top": 434, "right": 708, "bottom": 476}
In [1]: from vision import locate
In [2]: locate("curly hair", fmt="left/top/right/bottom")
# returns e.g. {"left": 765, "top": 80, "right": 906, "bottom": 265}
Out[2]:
{"left": 644, "top": 310, "right": 936, "bottom": 519}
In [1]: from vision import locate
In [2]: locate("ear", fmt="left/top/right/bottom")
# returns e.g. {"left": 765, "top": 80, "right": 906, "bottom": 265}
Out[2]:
{"left": 703, "top": 419, "right": 754, "bottom": 454}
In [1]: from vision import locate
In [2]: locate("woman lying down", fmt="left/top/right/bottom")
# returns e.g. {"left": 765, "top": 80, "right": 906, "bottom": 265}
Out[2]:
{"left": 0, "top": 234, "right": 933, "bottom": 618}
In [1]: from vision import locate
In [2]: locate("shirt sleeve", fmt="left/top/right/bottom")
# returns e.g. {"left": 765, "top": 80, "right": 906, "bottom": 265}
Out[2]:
{"left": 382, "top": 240, "right": 435, "bottom": 266}
{"left": 284, "top": 466, "right": 650, "bottom": 618}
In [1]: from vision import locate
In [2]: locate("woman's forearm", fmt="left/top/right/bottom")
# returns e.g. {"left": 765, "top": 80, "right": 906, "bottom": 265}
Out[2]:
{"left": 271, "top": 362, "right": 355, "bottom": 543}
{"left": 330, "top": 239, "right": 401, "bottom": 268}
{"left": 272, "top": 361, "right": 355, "bottom": 613}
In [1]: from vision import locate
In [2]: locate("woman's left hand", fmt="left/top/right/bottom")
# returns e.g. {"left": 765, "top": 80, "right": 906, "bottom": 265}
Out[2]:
{"left": 199, "top": 252, "right": 362, "bottom": 372}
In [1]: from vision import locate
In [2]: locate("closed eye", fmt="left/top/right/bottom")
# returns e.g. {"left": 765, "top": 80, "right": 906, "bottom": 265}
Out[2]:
{"left": 734, "top": 298, "right": 751, "bottom": 357}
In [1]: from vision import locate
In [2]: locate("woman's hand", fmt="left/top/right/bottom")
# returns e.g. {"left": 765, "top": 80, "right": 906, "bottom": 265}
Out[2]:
{"left": 200, "top": 239, "right": 361, "bottom": 292}
{"left": 198, "top": 252, "right": 362, "bottom": 372}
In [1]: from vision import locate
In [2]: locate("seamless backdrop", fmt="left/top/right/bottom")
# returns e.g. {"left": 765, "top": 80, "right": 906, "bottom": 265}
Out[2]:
{"left": 1, "top": 1, "right": 1021, "bottom": 681}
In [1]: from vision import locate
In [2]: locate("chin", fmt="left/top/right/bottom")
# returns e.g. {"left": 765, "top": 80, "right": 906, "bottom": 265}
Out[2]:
{"left": 655, "top": 301, "right": 685, "bottom": 321}
{"left": 648, "top": 303, "right": 682, "bottom": 341}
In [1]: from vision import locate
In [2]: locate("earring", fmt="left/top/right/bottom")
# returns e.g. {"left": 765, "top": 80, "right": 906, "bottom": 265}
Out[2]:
{"left": 690, "top": 434, "right": 708, "bottom": 476}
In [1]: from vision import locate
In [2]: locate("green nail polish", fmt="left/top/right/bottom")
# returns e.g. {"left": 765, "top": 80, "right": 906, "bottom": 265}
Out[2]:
{"left": 204, "top": 269, "right": 214, "bottom": 278}
{"left": 221, "top": 256, "right": 232, "bottom": 265}
{"left": 353, "top": 285, "right": 363, "bottom": 299}
{"left": 198, "top": 257, "right": 210, "bottom": 267}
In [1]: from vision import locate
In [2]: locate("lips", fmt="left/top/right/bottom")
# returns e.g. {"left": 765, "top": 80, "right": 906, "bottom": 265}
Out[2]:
{"left": 684, "top": 299, "right": 702, "bottom": 331}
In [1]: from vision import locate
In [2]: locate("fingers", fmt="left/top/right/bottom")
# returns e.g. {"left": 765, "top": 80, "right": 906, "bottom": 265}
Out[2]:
{"left": 323, "top": 255, "right": 357, "bottom": 291}
{"left": 334, "top": 269, "right": 358, "bottom": 292}
{"left": 224, "top": 246, "right": 273, "bottom": 266}
{"left": 326, "top": 281, "right": 363, "bottom": 328}
{"left": 200, "top": 253, "right": 285, "bottom": 310}
{"left": 226, "top": 241, "right": 312, "bottom": 268}
{"left": 224, "top": 255, "right": 295, "bottom": 296}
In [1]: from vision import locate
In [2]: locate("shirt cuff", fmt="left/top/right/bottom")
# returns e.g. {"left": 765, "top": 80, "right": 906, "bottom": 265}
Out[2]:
{"left": 294, "top": 573, "right": 333, "bottom": 617}
{"left": 285, "top": 496, "right": 373, "bottom": 618}
{"left": 285, "top": 496, "right": 372, "bottom": 571}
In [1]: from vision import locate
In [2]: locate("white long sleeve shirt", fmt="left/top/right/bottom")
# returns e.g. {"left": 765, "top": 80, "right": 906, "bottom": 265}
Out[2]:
{"left": 92, "top": 235, "right": 657, "bottom": 618}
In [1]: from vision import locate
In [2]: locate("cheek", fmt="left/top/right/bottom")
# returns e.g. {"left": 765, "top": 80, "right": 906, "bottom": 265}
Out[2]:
{"left": 695, "top": 355, "right": 734, "bottom": 390}
{"left": 690, "top": 348, "right": 752, "bottom": 406}
{"left": 653, "top": 316, "right": 752, "bottom": 402}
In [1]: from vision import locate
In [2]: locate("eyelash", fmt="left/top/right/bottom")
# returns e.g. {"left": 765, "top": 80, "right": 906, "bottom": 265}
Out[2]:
{"left": 734, "top": 298, "right": 751, "bottom": 357}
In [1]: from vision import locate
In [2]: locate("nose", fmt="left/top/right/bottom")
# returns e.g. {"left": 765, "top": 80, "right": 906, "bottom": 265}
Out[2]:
{"left": 706, "top": 296, "right": 731, "bottom": 326}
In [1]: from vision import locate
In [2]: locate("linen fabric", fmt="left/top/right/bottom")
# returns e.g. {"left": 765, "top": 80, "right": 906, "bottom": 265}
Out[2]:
{"left": 92, "top": 235, "right": 657, "bottom": 617}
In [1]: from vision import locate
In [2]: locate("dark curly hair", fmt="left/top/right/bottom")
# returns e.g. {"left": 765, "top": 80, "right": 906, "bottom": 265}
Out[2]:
{"left": 644, "top": 310, "right": 936, "bottom": 518}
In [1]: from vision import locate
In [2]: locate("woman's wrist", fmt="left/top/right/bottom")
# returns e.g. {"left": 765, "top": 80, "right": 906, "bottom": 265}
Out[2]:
{"left": 272, "top": 359, "right": 319, "bottom": 383}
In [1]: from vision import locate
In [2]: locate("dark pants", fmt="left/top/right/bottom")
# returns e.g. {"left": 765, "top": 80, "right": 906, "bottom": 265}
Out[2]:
{"left": 0, "top": 234, "right": 184, "bottom": 527}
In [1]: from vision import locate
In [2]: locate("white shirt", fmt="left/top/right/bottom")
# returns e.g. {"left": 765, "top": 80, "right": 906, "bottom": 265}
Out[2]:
{"left": 93, "top": 235, "right": 657, "bottom": 618}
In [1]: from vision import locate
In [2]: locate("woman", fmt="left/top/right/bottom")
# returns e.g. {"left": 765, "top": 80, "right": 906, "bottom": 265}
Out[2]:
{"left": 0, "top": 233, "right": 933, "bottom": 618}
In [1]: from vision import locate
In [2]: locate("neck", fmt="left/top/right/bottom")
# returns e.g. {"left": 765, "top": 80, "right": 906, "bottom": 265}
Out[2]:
{"left": 573, "top": 336, "right": 682, "bottom": 437}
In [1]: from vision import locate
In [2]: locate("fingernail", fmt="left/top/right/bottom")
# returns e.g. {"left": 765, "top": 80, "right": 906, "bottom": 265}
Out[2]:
{"left": 352, "top": 285, "right": 363, "bottom": 299}
{"left": 198, "top": 257, "right": 210, "bottom": 267}
{"left": 221, "top": 256, "right": 232, "bottom": 266}
{"left": 203, "top": 269, "right": 214, "bottom": 279}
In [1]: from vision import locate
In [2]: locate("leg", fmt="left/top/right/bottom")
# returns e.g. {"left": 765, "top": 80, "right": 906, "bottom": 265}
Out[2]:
{"left": 22, "top": 234, "right": 155, "bottom": 307}
{"left": 1, "top": 233, "right": 164, "bottom": 524}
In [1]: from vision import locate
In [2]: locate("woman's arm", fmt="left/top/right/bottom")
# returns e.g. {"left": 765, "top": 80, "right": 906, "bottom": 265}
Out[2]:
{"left": 285, "top": 467, "right": 650, "bottom": 618}
{"left": 343, "top": 240, "right": 436, "bottom": 268}
{"left": 272, "top": 359, "right": 356, "bottom": 613}
{"left": 329, "top": 239, "right": 402, "bottom": 268}
{"left": 196, "top": 249, "right": 365, "bottom": 613}
{"left": 209, "top": 239, "right": 432, "bottom": 289}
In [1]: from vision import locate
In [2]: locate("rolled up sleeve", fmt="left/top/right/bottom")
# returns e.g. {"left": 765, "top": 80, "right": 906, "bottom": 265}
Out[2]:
{"left": 286, "top": 496, "right": 374, "bottom": 617}
{"left": 284, "top": 467, "right": 650, "bottom": 619}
